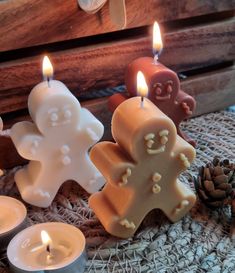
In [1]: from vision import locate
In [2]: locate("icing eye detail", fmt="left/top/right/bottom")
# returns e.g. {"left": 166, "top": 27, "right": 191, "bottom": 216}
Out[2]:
{"left": 156, "top": 87, "right": 162, "bottom": 95}
{"left": 50, "top": 112, "right": 58, "bottom": 122}
{"left": 167, "top": 84, "right": 173, "bottom": 94}
{"left": 64, "top": 109, "right": 72, "bottom": 119}
{"left": 153, "top": 83, "right": 162, "bottom": 95}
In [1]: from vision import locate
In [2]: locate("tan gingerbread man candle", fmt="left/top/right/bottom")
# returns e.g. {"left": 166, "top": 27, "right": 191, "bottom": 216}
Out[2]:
{"left": 89, "top": 73, "right": 196, "bottom": 238}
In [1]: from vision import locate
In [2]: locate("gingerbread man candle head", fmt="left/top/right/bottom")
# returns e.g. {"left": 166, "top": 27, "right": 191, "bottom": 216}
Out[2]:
{"left": 11, "top": 79, "right": 105, "bottom": 208}
{"left": 28, "top": 81, "right": 81, "bottom": 135}
{"left": 89, "top": 97, "right": 196, "bottom": 238}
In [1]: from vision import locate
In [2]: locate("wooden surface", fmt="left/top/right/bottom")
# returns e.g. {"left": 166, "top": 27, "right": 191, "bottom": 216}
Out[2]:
{"left": 1, "top": 65, "right": 234, "bottom": 169}
{"left": 0, "top": 0, "right": 235, "bottom": 51}
{"left": 0, "top": 17, "right": 234, "bottom": 114}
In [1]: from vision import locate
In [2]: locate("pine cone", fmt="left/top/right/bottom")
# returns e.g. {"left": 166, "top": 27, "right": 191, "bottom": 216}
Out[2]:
{"left": 194, "top": 156, "right": 235, "bottom": 209}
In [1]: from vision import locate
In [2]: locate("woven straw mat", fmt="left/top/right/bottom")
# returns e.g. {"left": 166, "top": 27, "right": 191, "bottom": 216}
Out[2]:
{"left": 0, "top": 110, "right": 235, "bottom": 273}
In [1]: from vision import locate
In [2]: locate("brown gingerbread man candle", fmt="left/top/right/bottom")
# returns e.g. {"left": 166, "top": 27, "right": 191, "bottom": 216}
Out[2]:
{"left": 109, "top": 22, "right": 196, "bottom": 146}
{"left": 89, "top": 73, "right": 196, "bottom": 238}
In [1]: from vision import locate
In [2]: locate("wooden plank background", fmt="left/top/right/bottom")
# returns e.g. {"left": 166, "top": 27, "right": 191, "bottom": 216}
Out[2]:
{"left": 0, "top": 17, "right": 234, "bottom": 114}
{"left": 0, "top": 0, "right": 235, "bottom": 51}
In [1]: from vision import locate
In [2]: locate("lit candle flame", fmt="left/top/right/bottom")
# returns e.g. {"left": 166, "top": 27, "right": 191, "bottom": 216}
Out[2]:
{"left": 137, "top": 71, "right": 148, "bottom": 107}
{"left": 152, "top": 21, "right": 163, "bottom": 58}
{"left": 42, "top": 56, "right": 54, "bottom": 80}
{"left": 41, "top": 230, "right": 52, "bottom": 252}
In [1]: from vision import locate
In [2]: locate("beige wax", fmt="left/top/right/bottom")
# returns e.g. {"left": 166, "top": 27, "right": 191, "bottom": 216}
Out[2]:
{"left": 89, "top": 97, "right": 196, "bottom": 238}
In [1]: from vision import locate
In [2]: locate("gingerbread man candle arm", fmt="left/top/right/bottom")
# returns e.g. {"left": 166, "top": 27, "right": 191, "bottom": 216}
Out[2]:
{"left": 108, "top": 93, "right": 129, "bottom": 113}
{"left": 90, "top": 141, "right": 135, "bottom": 186}
{"left": 171, "top": 135, "right": 196, "bottom": 176}
{"left": 176, "top": 90, "right": 196, "bottom": 118}
{"left": 80, "top": 108, "right": 104, "bottom": 145}
{"left": 11, "top": 121, "right": 43, "bottom": 160}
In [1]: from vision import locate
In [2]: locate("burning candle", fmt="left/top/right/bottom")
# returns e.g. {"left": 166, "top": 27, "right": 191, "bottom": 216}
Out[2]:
{"left": 7, "top": 222, "right": 86, "bottom": 273}
{"left": 0, "top": 196, "right": 27, "bottom": 251}
{"left": 109, "top": 22, "right": 196, "bottom": 146}
{"left": 89, "top": 73, "right": 196, "bottom": 238}
{"left": 11, "top": 56, "right": 105, "bottom": 208}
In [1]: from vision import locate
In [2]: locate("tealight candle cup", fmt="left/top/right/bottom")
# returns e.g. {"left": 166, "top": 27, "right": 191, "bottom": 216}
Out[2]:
{"left": 7, "top": 222, "right": 87, "bottom": 273}
{"left": 0, "top": 196, "right": 27, "bottom": 251}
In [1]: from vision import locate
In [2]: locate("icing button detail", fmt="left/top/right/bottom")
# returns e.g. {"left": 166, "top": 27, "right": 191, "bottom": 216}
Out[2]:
{"left": 62, "top": 156, "right": 71, "bottom": 166}
{"left": 152, "top": 184, "right": 161, "bottom": 194}
{"left": 152, "top": 172, "right": 162, "bottom": 182}
{"left": 60, "top": 145, "right": 70, "bottom": 154}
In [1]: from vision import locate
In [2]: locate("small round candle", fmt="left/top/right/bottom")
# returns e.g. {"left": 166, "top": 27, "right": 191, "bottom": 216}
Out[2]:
{"left": 7, "top": 222, "right": 87, "bottom": 273}
{"left": 0, "top": 196, "right": 27, "bottom": 250}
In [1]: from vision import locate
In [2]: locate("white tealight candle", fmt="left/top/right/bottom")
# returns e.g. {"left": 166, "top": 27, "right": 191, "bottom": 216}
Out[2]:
{"left": 7, "top": 222, "right": 87, "bottom": 273}
{"left": 0, "top": 196, "right": 27, "bottom": 251}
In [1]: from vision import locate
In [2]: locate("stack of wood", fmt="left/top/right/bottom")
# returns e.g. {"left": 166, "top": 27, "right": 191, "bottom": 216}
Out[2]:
{"left": 0, "top": 0, "right": 235, "bottom": 169}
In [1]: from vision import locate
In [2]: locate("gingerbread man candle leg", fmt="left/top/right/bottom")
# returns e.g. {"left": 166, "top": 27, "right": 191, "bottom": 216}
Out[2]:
{"left": 15, "top": 164, "right": 60, "bottom": 208}
{"left": 160, "top": 181, "right": 196, "bottom": 222}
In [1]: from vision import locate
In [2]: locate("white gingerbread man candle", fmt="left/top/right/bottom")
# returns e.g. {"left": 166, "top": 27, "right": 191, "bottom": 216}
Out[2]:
{"left": 89, "top": 72, "right": 196, "bottom": 238}
{"left": 11, "top": 56, "right": 104, "bottom": 208}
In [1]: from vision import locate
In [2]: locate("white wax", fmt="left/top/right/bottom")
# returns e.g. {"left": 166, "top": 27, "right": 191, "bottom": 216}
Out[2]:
{"left": 0, "top": 196, "right": 27, "bottom": 235}
{"left": 11, "top": 80, "right": 105, "bottom": 207}
{"left": 7, "top": 222, "right": 86, "bottom": 271}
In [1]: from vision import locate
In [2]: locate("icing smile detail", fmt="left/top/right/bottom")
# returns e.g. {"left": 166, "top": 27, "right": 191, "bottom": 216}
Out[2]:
{"left": 155, "top": 94, "right": 171, "bottom": 100}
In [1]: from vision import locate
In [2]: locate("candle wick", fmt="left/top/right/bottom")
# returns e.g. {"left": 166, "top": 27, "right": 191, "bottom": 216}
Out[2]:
{"left": 153, "top": 54, "right": 159, "bottom": 65}
{"left": 47, "top": 78, "right": 51, "bottom": 88}
{"left": 141, "top": 96, "right": 144, "bottom": 108}
{"left": 46, "top": 244, "right": 51, "bottom": 254}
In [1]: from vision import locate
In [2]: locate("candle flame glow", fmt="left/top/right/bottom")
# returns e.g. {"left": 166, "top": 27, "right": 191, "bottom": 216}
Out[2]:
{"left": 153, "top": 21, "right": 163, "bottom": 56}
{"left": 41, "top": 230, "right": 52, "bottom": 247}
{"left": 137, "top": 71, "right": 148, "bottom": 98}
{"left": 42, "top": 56, "right": 54, "bottom": 79}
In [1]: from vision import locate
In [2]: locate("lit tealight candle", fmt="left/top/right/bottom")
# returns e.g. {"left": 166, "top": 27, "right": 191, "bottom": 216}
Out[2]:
{"left": 0, "top": 196, "right": 27, "bottom": 251}
{"left": 7, "top": 222, "right": 87, "bottom": 273}
{"left": 11, "top": 56, "right": 104, "bottom": 208}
